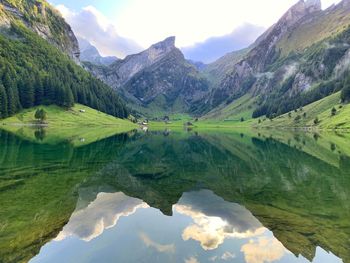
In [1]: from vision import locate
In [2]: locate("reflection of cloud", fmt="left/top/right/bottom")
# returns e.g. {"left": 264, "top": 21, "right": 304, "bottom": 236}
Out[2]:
{"left": 139, "top": 232, "right": 175, "bottom": 253}
{"left": 241, "top": 237, "right": 286, "bottom": 263}
{"left": 221, "top": 251, "right": 236, "bottom": 260}
{"left": 175, "top": 190, "right": 264, "bottom": 250}
{"left": 185, "top": 256, "right": 200, "bottom": 263}
{"left": 56, "top": 192, "right": 148, "bottom": 242}
{"left": 209, "top": 251, "right": 235, "bottom": 261}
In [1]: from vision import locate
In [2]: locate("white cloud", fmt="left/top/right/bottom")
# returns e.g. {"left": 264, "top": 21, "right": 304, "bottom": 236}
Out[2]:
{"left": 56, "top": 5, "right": 142, "bottom": 58}
{"left": 139, "top": 232, "right": 176, "bottom": 253}
{"left": 114, "top": 0, "right": 342, "bottom": 48}
{"left": 55, "top": 0, "right": 342, "bottom": 59}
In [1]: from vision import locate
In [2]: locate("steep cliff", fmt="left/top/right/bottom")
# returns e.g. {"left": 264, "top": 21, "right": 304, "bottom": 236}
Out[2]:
{"left": 198, "top": 0, "right": 350, "bottom": 119}
{"left": 85, "top": 36, "right": 209, "bottom": 115}
{"left": 0, "top": 0, "right": 129, "bottom": 119}
{"left": 0, "top": 0, "right": 79, "bottom": 61}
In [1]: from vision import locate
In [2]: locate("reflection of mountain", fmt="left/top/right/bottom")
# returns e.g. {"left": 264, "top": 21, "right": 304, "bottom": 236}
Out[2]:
{"left": 0, "top": 130, "right": 133, "bottom": 263}
{"left": 1, "top": 130, "right": 350, "bottom": 263}
{"left": 82, "top": 132, "right": 350, "bottom": 263}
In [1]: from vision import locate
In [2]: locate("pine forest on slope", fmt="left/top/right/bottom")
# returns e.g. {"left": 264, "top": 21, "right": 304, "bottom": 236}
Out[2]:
{"left": 0, "top": 0, "right": 128, "bottom": 119}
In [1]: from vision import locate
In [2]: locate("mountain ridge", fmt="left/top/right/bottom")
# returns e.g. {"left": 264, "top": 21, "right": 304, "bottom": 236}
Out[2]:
{"left": 85, "top": 36, "right": 210, "bottom": 116}
{"left": 194, "top": 0, "right": 350, "bottom": 120}
{"left": 0, "top": 0, "right": 129, "bottom": 119}
{"left": 0, "top": 0, "right": 80, "bottom": 61}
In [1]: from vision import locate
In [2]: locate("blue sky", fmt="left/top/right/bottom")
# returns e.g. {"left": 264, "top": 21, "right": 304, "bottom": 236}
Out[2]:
{"left": 50, "top": 0, "right": 128, "bottom": 18}
{"left": 50, "top": 0, "right": 342, "bottom": 62}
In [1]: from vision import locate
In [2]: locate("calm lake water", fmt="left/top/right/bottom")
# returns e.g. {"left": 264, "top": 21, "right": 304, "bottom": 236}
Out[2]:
{"left": 0, "top": 128, "right": 349, "bottom": 263}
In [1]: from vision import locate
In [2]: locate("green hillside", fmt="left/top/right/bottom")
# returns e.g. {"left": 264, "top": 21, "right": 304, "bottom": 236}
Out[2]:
{"left": 201, "top": 94, "right": 257, "bottom": 121}
{"left": 195, "top": 0, "right": 350, "bottom": 126}
{"left": 0, "top": 0, "right": 128, "bottom": 119}
{"left": 278, "top": 2, "right": 350, "bottom": 56}
{"left": 2, "top": 104, "right": 132, "bottom": 127}
{"left": 254, "top": 92, "right": 350, "bottom": 130}
{"left": 1, "top": 104, "right": 137, "bottom": 146}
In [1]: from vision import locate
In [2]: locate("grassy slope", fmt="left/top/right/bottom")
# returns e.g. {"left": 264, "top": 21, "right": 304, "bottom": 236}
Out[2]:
{"left": 255, "top": 92, "right": 350, "bottom": 130}
{"left": 0, "top": 104, "right": 137, "bottom": 146}
{"left": 255, "top": 129, "right": 350, "bottom": 168}
{"left": 1, "top": 104, "right": 134, "bottom": 127}
{"left": 201, "top": 94, "right": 257, "bottom": 121}
{"left": 161, "top": 92, "right": 348, "bottom": 131}
{"left": 278, "top": 4, "right": 350, "bottom": 56}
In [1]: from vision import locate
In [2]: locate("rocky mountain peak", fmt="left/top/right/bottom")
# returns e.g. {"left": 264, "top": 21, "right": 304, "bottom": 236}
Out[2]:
{"left": 151, "top": 36, "right": 176, "bottom": 50}
{"left": 148, "top": 36, "right": 176, "bottom": 59}
{"left": 281, "top": 0, "right": 321, "bottom": 26}
{"left": 340, "top": 0, "right": 350, "bottom": 7}
{"left": 244, "top": 0, "right": 322, "bottom": 71}
{"left": 305, "top": 0, "right": 322, "bottom": 10}
{"left": 86, "top": 36, "right": 181, "bottom": 89}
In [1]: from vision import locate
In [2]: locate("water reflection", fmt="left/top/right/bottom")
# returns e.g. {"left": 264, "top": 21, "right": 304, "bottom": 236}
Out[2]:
{"left": 56, "top": 192, "right": 148, "bottom": 242}
{"left": 174, "top": 190, "right": 264, "bottom": 250}
{"left": 0, "top": 129, "right": 349, "bottom": 263}
{"left": 31, "top": 190, "right": 342, "bottom": 263}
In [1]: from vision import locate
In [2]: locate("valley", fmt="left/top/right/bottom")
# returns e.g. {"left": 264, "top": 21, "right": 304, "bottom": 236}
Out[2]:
{"left": 0, "top": 1, "right": 350, "bottom": 263}
{"left": 1, "top": 0, "right": 350, "bottom": 130}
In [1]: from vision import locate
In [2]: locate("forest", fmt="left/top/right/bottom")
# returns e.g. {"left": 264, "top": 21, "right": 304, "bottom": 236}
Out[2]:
{"left": 0, "top": 22, "right": 128, "bottom": 119}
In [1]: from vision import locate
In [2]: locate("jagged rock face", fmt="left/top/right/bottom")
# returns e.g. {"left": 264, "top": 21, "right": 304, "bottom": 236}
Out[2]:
{"left": 87, "top": 37, "right": 178, "bottom": 89}
{"left": 200, "top": 0, "right": 350, "bottom": 113}
{"left": 86, "top": 36, "right": 209, "bottom": 114}
{"left": 123, "top": 48, "right": 209, "bottom": 111}
{"left": 0, "top": 0, "right": 80, "bottom": 61}
{"left": 246, "top": 0, "right": 322, "bottom": 72}
{"left": 113, "top": 36, "right": 178, "bottom": 87}
{"left": 78, "top": 37, "right": 118, "bottom": 66}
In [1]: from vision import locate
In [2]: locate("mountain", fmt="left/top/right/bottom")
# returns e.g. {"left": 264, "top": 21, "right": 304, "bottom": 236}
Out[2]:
{"left": 194, "top": 0, "right": 350, "bottom": 120}
{"left": 187, "top": 60, "right": 207, "bottom": 71}
{"left": 0, "top": 0, "right": 128, "bottom": 119}
{"left": 84, "top": 36, "right": 209, "bottom": 116}
{"left": 202, "top": 48, "right": 251, "bottom": 87}
{"left": 81, "top": 0, "right": 350, "bottom": 121}
{"left": 78, "top": 37, "right": 118, "bottom": 66}
{"left": 0, "top": 0, "right": 79, "bottom": 61}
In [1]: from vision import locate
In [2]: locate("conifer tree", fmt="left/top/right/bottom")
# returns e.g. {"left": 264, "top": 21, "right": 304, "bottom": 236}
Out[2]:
{"left": 0, "top": 84, "right": 8, "bottom": 118}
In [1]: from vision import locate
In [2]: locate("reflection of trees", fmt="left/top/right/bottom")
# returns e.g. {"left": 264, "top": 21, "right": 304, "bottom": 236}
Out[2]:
{"left": 1, "top": 129, "right": 350, "bottom": 263}
{"left": 0, "top": 130, "right": 134, "bottom": 263}
{"left": 84, "top": 132, "right": 350, "bottom": 263}
{"left": 34, "top": 128, "right": 46, "bottom": 141}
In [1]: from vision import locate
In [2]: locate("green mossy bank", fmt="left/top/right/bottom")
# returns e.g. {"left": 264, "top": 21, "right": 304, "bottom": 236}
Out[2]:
{"left": 0, "top": 104, "right": 137, "bottom": 146}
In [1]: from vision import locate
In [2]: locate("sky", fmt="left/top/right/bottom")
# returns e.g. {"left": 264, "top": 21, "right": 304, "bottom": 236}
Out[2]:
{"left": 50, "top": 0, "right": 342, "bottom": 62}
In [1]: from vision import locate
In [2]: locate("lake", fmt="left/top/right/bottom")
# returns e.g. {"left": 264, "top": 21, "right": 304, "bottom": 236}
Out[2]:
{"left": 0, "top": 128, "right": 349, "bottom": 263}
